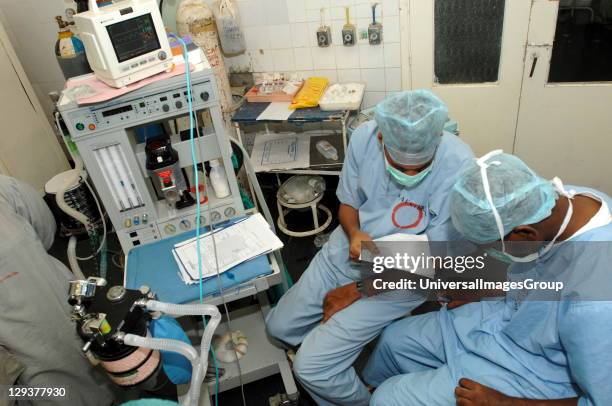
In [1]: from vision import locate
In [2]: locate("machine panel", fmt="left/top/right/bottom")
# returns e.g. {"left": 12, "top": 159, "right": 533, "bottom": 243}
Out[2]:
{"left": 58, "top": 69, "right": 243, "bottom": 253}
{"left": 64, "top": 80, "right": 214, "bottom": 136}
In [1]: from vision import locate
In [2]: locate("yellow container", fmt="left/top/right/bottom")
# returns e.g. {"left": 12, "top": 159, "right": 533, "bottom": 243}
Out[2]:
{"left": 290, "top": 77, "right": 329, "bottom": 109}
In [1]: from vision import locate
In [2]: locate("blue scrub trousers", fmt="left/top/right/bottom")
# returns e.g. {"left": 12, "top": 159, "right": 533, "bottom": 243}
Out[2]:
{"left": 362, "top": 308, "right": 569, "bottom": 405}
{"left": 266, "top": 249, "right": 425, "bottom": 406}
{"left": 363, "top": 311, "right": 457, "bottom": 406}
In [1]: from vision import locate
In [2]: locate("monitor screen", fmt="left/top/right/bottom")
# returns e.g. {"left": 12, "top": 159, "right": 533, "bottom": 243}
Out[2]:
{"left": 106, "top": 14, "right": 161, "bottom": 63}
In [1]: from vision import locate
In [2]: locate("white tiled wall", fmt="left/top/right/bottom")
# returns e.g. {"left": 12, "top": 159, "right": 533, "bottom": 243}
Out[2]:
{"left": 0, "top": 0, "right": 404, "bottom": 122}
{"left": 226, "top": 0, "right": 403, "bottom": 108}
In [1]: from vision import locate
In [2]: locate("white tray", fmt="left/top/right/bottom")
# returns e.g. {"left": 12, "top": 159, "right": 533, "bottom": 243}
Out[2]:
{"left": 319, "top": 82, "right": 365, "bottom": 111}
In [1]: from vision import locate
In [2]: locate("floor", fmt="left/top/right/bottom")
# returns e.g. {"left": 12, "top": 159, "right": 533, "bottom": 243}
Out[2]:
{"left": 205, "top": 173, "right": 343, "bottom": 406}
{"left": 48, "top": 173, "right": 343, "bottom": 406}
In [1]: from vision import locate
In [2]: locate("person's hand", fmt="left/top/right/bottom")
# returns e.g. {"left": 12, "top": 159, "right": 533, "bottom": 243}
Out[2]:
{"left": 437, "top": 293, "right": 472, "bottom": 309}
{"left": 446, "top": 300, "right": 473, "bottom": 309}
{"left": 322, "top": 282, "right": 361, "bottom": 322}
{"left": 455, "top": 379, "right": 514, "bottom": 406}
{"left": 348, "top": 230, "right": 377, "bottom": 260}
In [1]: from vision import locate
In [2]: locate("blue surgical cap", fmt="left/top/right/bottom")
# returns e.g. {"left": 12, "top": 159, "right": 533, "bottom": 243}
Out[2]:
{"left": 374, "top": 90, "right": 448, "bottom": 165}
{"left": 451, "top": 152, "right": 558, "bottom": 243}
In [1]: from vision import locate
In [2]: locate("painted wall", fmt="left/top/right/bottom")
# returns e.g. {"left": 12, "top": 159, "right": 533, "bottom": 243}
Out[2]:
{"left": 0, "top": 0, "right": 403, "bottom": 122}
{"left": 0, "top": 0, "right": 71, "bottom": 122}
{"left": 0, "top": 16, "right": 69, "bottom": 191}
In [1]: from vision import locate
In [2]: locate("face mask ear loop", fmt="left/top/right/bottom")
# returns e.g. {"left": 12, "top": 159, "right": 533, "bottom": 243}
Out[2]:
{"left": 381, "top": 141, "right": 392, "bottom": 194}
{"left": 552, "top": 177, "right": 576, "bottom": 199}
{"left": 476, "top": 150, "right": 505, "bottom": 250}
{"left": 382, "top": 141, "right": 391, "bottom": 171}
{"left": 542, "top": 176, "right": 574, "bottom": 249}
{"left": 547, "top": 196, "right": 573, "bottom": 249}
{"left": 508, "top": 195, "right": 574, "bottom": 263}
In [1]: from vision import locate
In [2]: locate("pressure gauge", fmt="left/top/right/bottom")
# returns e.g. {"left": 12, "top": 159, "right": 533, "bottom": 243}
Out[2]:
{"left": 211, "top": 211, "right": 222, "bottom": 223}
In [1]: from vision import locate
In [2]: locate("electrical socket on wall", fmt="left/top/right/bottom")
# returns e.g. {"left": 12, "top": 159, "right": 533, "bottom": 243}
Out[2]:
{"left": 368, "top": 23, "right": 383, "bottom": 45}
{"left": 342, "top": 25, "right": 356, "bottom": 46}
{"left": 317, "top": 26, "right": 332, "bottom": 47}
{"left": 368, "top": 3, "right": 383, "bottom": 45}
{"left": 342, "top": 7, "right": 356, "bottom": 46}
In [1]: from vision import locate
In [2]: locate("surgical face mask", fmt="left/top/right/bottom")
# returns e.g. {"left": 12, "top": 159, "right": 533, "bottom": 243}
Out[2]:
{"left": 477, "top": 150, "right": 574, "bottom": 264}
{"left": 384, "top": 150, "right": 432, "bottom": 187}
{"left": 485, "top": 248, "right": 514, "bottom": 264}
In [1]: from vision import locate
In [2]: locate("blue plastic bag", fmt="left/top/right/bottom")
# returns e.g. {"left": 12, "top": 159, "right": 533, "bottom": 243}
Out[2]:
{"left": 150, "top": 316, "right": 193, "bottom": 385}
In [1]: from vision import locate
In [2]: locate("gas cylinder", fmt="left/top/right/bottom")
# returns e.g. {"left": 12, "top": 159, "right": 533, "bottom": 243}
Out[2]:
{"left": 54, "top": 16, "right": 92, "bottom": 79}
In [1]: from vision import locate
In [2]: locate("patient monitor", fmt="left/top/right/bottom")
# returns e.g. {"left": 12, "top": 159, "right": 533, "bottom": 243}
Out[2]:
{"left": 75, "top": 0, "right": 173, "bottom": 87}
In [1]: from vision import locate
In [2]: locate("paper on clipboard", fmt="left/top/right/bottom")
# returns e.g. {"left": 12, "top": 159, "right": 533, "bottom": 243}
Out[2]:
{"left": 172, "top": 214, "right": 284, "bottom": 284}
{"left": 250, "top": 132, "right": 310, "bottom": 172}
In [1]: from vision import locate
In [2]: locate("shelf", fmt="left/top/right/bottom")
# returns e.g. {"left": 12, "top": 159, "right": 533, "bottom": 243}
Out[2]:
{"left": 209, "top": 306, "right": 288, "bottom": 392}
{"left": 231, "top": 102, "right": 349, "bottom": 124}
{"left": 248, "top": 132, "right": 345, "bottom": 176}
{"left": 178, "top": 305, "right": 296, "bottom": 405}
{"left": 263, "top": 168, "right": 342, "bottom": 176}
{"left": 196, "top": 253, "right": 283, "bottom": 308}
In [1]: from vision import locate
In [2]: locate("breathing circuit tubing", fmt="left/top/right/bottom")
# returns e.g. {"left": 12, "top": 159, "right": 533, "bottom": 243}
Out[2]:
{"left": 53, "top": 112, "right": 107, "bottom": 279}
{"left": 122, "top": 300, "right": 222, "bottom": 406}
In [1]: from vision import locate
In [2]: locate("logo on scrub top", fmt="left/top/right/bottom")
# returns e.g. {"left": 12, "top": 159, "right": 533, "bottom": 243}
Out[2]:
{"left": 391, "top": 201, "right": 425, "bottom": 229}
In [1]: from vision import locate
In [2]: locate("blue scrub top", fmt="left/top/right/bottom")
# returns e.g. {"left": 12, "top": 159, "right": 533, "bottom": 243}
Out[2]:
{"left": 323, "top": 120, "right": 474, "bottom": 274}
{"left": 441, "top": 187, "right": 612, "bottom": 405}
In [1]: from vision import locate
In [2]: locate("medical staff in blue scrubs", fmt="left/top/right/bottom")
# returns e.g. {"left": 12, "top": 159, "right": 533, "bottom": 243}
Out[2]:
{"left": 364, "top": 151, "right": 612, "bottom": 406}
{"left": 265, "top": 90, "right": 474, "bottom": 405}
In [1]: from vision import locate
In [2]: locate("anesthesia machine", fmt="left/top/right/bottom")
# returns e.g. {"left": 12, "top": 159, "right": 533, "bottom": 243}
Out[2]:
{"left": 58, "top": 67, "right": 245, "bottom": 253}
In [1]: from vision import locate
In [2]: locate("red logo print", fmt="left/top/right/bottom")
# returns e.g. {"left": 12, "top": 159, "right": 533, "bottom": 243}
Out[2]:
{"left": 391, "top": 202, "right": 424, "bottom": 229}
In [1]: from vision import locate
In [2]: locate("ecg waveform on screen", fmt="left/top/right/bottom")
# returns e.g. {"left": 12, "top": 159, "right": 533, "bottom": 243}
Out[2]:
{"left": 107, "top": 14, "right": 161, "bottom": 63}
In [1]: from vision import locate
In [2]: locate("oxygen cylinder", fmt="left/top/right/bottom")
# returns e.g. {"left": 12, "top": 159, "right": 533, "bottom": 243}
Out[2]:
{"left": 54, "top": 16, "right": 92, "bottom": 79}
{"left": 69, "top": 282, "right": 172, "bottom": 393}
{"left": 176, "top": 0, "right": 235, "bottom": 136}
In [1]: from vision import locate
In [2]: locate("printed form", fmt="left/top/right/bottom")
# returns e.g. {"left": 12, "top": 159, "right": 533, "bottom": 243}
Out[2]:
{"left": 173, "top": 213, "right": 284, "bottom": 283}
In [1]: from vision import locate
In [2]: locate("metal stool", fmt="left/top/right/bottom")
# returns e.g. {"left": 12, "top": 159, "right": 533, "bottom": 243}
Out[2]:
{"left": 276, "top": 176, "right": 332, "bottom": 238}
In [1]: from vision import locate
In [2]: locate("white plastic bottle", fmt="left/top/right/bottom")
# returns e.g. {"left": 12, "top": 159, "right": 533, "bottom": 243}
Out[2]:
{"left": 209, "top": 159, "right": 231, "bottom": 198}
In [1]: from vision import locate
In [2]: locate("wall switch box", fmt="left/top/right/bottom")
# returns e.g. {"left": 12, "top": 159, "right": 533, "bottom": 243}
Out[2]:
{"left": 317, "top": 26, "right": 332, "bottom": 47}
{"left": 342, "top": 24, "right": 356, "bottom": 46}
{"left": 342, "top": 7, "right": 356, "bottom": 46}
{"left": 368, "top": 23, "right": 383, "bottom": 45}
